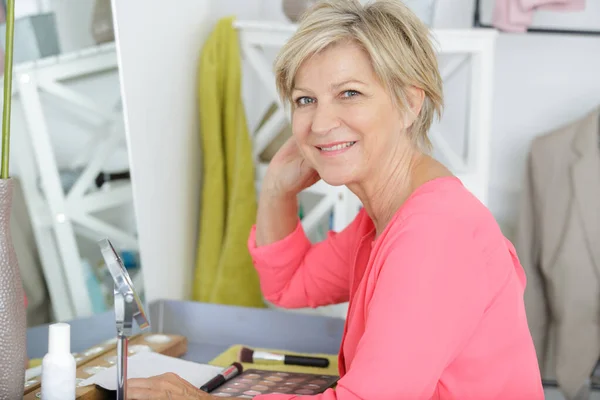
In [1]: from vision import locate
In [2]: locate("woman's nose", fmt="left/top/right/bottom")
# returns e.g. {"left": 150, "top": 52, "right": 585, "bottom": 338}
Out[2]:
{"left": 311, "top": 104, "right": 341, "bottom": 135}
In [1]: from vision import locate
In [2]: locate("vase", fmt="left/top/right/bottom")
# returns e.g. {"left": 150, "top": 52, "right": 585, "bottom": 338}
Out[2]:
{"left": 281, "top": 0, "right": 318, "bottom": 23}
{"left": 91, "top": 0, "right": 115, "bottom": 45}
{"left": 0, "top": 178, "right": 27, "bottom": 399}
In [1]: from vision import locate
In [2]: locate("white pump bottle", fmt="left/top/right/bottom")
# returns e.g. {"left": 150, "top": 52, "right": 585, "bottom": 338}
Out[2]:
{"left": 41, "top": 322, "right": 76, "bottom": 400}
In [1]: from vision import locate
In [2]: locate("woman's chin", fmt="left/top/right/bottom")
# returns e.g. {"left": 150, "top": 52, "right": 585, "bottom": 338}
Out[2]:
{"left": 319, "top": 172, "right": 353, "bottom": 187}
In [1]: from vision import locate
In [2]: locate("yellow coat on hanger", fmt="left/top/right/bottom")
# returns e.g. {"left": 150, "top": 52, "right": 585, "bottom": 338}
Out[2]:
{"left": 194, "top": 16, "right": 264, "bottom": 308}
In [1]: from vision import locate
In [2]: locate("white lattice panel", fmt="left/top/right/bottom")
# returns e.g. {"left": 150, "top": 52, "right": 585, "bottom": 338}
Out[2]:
{"left": 10, "top": 43, "right": 138, "bottom": 320}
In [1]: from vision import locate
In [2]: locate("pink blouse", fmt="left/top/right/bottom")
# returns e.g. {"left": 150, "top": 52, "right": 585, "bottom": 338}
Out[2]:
{"left": 247, "top": 177, "right": 544, "bottom": 399}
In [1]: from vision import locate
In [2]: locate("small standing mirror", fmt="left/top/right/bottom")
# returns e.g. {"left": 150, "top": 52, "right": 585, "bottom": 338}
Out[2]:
{"left": 99, "top": 238, "right": 150, "bottom": 400}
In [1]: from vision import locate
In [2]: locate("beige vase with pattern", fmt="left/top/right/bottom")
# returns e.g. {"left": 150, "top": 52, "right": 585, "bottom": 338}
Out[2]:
{"left": 0, "top": 178, "right": 27, "bottom": 399}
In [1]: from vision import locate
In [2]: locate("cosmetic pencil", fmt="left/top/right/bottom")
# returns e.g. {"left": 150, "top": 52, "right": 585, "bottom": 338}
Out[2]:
{"left": 200, "top": 362, "right": 243, "bottom": 392}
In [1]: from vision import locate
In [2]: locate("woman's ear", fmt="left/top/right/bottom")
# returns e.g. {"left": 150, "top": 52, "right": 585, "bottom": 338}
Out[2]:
{"left": 404, "top": 86, "right": 425, "bottom": 127}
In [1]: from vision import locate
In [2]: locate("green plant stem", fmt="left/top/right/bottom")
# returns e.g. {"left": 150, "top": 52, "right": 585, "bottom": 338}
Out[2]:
{"left": 1, "top": 0, "right": 15, "bottom": 179}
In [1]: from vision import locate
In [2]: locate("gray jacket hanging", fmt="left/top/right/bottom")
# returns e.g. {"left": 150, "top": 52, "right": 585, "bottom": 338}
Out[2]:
{"left": 515, "top": 107, "right": 600, "bottom": 400}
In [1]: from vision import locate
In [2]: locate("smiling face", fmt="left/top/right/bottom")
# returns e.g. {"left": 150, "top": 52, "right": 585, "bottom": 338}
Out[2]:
{"left": 290, "top": 40, "right": 410, "bottom": 187}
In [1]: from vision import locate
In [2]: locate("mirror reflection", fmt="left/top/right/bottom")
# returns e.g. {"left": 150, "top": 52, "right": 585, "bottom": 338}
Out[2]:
{"left": 4, "top": 0, "right": 141, "bottom": 325}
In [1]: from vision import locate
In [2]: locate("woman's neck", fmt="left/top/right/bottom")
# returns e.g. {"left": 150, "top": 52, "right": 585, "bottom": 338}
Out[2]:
{"left": 349, "top": 149, "right": 451, "bottom": 238}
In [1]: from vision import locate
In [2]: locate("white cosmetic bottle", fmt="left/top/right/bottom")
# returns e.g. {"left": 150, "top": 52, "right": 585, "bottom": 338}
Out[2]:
{"left": 41, "top": 322, "right": 76, "bottom": 400}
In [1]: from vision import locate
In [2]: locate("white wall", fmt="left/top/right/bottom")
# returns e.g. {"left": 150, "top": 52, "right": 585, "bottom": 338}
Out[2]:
{"left": 435, "top": 0, "right": 600, "bottom": 238}
{"left": 110, "top": 0, "right": 213, "bottom": 303}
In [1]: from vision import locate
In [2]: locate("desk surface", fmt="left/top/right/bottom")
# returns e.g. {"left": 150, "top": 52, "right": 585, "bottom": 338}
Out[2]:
{"left": 27, "top": 300, "right": 346, "bottom": 364}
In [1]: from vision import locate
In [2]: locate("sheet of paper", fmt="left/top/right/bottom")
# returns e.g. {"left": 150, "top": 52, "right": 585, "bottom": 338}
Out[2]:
{"left": 80, "top": 352, "right": 222, "bottom": 391}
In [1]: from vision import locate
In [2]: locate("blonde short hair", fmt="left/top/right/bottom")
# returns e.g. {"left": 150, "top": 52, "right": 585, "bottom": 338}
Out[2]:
{"left": 274, "top": 0, "right": 443, "bottom": 151}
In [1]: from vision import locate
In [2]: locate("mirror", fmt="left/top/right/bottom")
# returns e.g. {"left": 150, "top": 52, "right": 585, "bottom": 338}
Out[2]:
{"left": 4, "top": 0, "right": 143, "bottom": 325}
{"left": 99, "top": 237, "right": 148, "bottom": 400}
{"left": 98, "top": 238, "right": 149, "bottom": 333}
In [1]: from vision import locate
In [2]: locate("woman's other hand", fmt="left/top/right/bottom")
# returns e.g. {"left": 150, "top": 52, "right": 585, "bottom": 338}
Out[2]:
{"left": 263, "top": 136, "right": 320, "bottom": 197}
{"left": 127, "top": 373, "right": 215, "bottom": 399}
{"left": 256, "top": 137, "right": 318, "bottom": 246}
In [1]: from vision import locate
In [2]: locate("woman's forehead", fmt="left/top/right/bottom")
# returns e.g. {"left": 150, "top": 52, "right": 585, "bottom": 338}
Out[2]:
{"left": 294, "top": 42, "right": 375, "bottom": 89}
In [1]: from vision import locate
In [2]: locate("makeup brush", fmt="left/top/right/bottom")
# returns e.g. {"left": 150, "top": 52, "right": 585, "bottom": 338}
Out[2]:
{"left": 238, "top": 347, "right": 330, "bottom": 368}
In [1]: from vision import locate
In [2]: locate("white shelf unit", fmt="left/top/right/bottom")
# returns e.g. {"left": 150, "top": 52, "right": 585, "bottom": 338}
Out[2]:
{"left": 234, "top": 21, "right": 497, "bottom": 318}
{"left": 10, "top": 42, "right": 139, "bottom": 321}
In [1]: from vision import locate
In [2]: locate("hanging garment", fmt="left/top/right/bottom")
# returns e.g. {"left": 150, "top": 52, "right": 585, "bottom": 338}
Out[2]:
{"left": 515, "top": 107, "right": 600, "bottom": 400}
{"left": 193, "top": 16, "right": 264, "bottom": 308}
{"left": 492, "top": 0, "right": 586, "bottom": 32}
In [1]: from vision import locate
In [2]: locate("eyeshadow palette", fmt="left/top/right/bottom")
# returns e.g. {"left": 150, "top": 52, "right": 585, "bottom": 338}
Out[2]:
{"left": 210, "top": 369, "right": 339, "bottom": 398}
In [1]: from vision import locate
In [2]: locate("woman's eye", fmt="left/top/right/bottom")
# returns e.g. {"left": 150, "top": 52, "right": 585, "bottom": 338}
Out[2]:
{"left": 295, "top": 97, "right": 314, "bottom": 106}
{"left": 342, "top": 90, "right": 360, "bottom": 98}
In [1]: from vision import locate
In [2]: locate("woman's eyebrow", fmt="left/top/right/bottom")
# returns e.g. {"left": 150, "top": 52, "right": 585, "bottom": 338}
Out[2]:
{"left": 292, "top": 86, "right": 310, "bottom": 92}
{"left": 293, "top": 79, "right": 366, "bottom": 93}
{"left": 330, "top": 79, "right": 366, "bottom": 90}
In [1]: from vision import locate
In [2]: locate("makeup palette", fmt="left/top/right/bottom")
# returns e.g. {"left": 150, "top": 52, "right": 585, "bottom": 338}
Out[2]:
{"left": 209, "top": 369, "right": 339, "bottom": 398}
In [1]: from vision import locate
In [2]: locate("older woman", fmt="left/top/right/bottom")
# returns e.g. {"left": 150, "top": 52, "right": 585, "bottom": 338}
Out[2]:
{"left": 128, "top": 0, "right": 544, "bottom": 399}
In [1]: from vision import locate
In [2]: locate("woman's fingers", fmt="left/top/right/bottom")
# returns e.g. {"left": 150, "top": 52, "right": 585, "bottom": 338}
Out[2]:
{"left": 127, "top": 373, "right": 203, "bottom": 399}
{"left": 127, "top": 386, "right": 162, "bottom": 399}
{"left": 128, "top": 386, "right": 211, "bottom": 400}
{"left": 128, "top": 378, "right": 154, "bottom": 390}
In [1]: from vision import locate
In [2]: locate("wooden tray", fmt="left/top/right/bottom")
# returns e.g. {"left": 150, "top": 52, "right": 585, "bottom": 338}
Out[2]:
{"left": 23, "top": 333, "right": 187, "bottom": 400}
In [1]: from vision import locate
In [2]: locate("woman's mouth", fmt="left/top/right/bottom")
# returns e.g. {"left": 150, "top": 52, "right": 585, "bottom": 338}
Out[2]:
{"left": 316, "top": 141, "right": 356, "bottom": 152}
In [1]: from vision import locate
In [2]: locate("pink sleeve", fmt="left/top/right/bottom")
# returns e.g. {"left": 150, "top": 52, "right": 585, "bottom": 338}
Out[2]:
{"left": 255, "top": 214, "right": 487, "bottom": 400}
{"left": 247, "top": 211, "right": 364, "bottom": 309}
